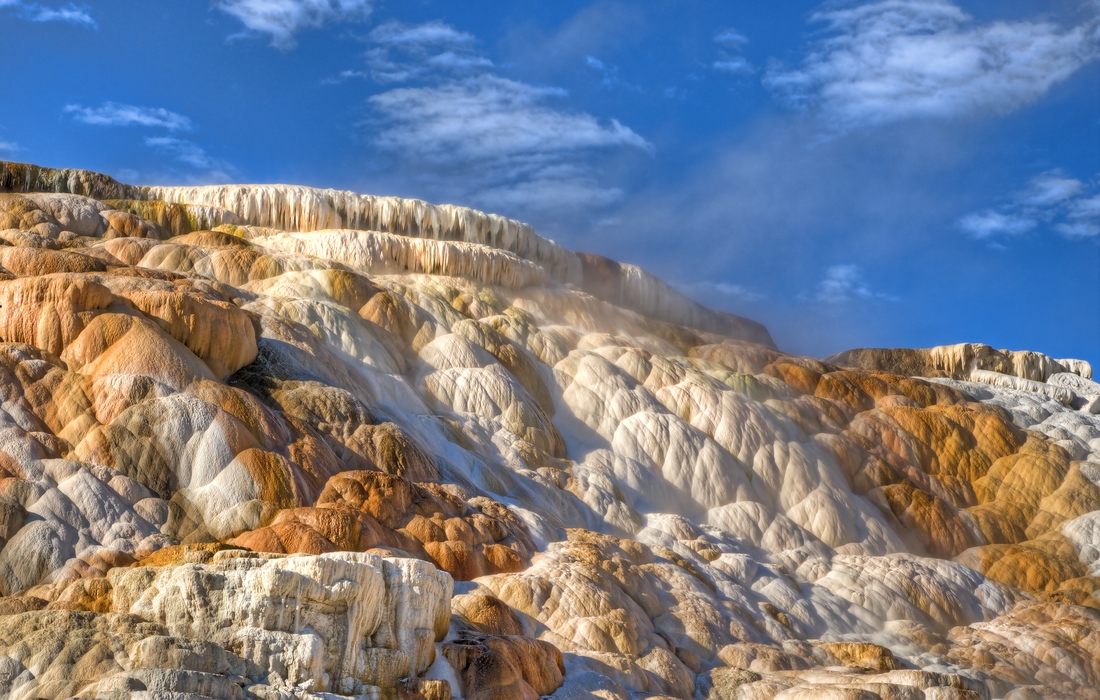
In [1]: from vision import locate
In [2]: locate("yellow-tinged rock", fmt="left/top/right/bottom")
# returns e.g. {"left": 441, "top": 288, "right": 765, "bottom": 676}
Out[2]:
{"left": 62, "top": 312, "right": 218, "bottom": 390}
{"left": 0, "top": 274, "right": 113, "bottom": 356}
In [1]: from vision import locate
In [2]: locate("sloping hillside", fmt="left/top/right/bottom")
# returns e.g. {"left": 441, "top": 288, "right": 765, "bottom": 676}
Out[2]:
{"left": 0, "top": 161, "right": 1098, "bottom": 700}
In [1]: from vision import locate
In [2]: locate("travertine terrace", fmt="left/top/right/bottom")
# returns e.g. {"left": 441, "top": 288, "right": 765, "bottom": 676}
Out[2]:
{"left": 0, "top": 160, "right": 1098, "bottom": 700}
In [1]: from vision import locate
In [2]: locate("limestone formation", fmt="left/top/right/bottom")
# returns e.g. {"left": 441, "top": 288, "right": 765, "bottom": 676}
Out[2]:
{"left": 0, "top": 159, "right": 1097, "bottom": 700}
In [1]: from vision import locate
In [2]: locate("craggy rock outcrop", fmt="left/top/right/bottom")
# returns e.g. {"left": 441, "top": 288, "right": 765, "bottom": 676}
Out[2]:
{"left": 0, "top": 160, "right": 1098, "bottom": 700}
{"left": 112, "top": 551, "right": 452, "bottom": 694}
{"left": 1, "top": 550, "right": 453, "bottom": 698}
{"left": 830, "top": 343, "right": 1093, "bottom": 383}
{"left": 2, "top": 161, "right": 771, "bottom": 347}
{"left": 230, "top": 470, "right": 536, "bottom": 580}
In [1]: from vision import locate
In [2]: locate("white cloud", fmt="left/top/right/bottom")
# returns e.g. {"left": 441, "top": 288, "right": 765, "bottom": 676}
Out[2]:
{"left": 368, "top": 74, "right": 651, "bottom": 212}
{"left": 957, "top": 210, "right": 1035, "bottom": 239}
{"left": 1018, "top": 171, "right": 1085, "bottom": 206}
{"left": 958, "top": 169, "right": 1100, "bottom": 242}
{"left": 584, "top": 54, "right": 641, "bottom": 91}
{"left": 475, "top": 165, "right": 626, "bottom": 213}
{"left": 216, "top": 0, "right": 371, "bottom": 49}
{"left": 145, "top": 137, "right": 234, "bottom": 180}
{"left": 24, "top": 2, "right": 93, "bottom": 26}
{"left": 682, "top": 280, "right": 763, "bottom": 302}
{"left": 0, "top": 1, "right": 95, "bottom": 27}
{"left": 814, "top": 264, "right": 897, "bottom": 303}
{"left": 369, "top": 19, "right": 474, "bottom": 47}
{"left": 370, "top": 75, "right": 649, "bottom": 165}
{"left": 322, "top": 69, "right": 368, "bottom": 84}
{"left": 714, "top": 58, "right": 754, "bottom": 75}
{"left": 764, "top": 0, "right": 1100, "bottom": 130}
{"left": 0, "top": 140, "right": 19, "bottom": 153}
{"left": 1069, "top": 193, "right": 1100, "bottom": 220}
{"left": 1056, "top": 188, "right": 1099, "bottom": 238}
{"left": 360, "top": 20, "right": 491, "bottom": 83}
{"left": 424, "top": 51, "right": 493, "bottom": 71}
{"left": 65, "top": 103, "right": 192, "bottom": 131}
{"left": 714, "top": 29, "right": 748, "bottom": 47}
{"left": 713, "top": 26, "right": 755, "bottom": 76}
{"left": 351, "top": 17, "right": 649, "bottom": 217}
{"left": 1056, "top": 221, "right": 1100, "bottom": 239}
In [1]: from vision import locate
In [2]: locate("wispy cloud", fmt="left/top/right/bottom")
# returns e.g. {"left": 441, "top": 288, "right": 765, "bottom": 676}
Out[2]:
{"left": 215, "top": 0, "right": 372, "bottom": 49}
{"left": 956, "top": 210, "right": 1036, "bottom": 239}
{"left": 144, "top": 137, "right": 235, "bottom": 181}
{"left": 369, "top": 18, "right": 475, "bottom": 46}
{"left": 681, "top": 280, "right": 764, "bottom": 302}
{"left": 23, "top": 2, "right": 93, "bottom": 25}
{"left": 713, "top": 27, "right": 755, "bottom": 76}
{"left": 764, "top": 0, "right": 1100, "bottom": 131}
{"left": 64, "top": 102, "right": 193, "bottom": 131}
{"left": 0, "top": 0, "right": 95, "bottom": 27}
{"left": 812, "top": 264, "right": 898, "bottom": 303}
{"left": 1060, "top": 195, "right": 1100, "bottom": 239}
{"left": 958, "top": 169, "right": 1100, "bottom": 241}
{"left": 1019, "top": 170, "right": 1085, "bottom": 206}
{"left": 370, "top": 76, "right": 649, "bottom": 163}
{"left": 584, "top": 55, "right": 642, "bottom": 91}
{"left": 369, "top": 74, "right": 650, "bottom": 211}
{"left": 715, "top": 29, "right": 748, "bottom": 47}
{"left": 354, "top": 19, "right": 491, "bottom": 83}
{"left": 475, "top": 164, "right": 628, "bottom": 212}
{"left": 714, "top": 58, "right": 754, "bottom": 76}
{"left": 356, "top": 18, "right": 651, "bottom": 215}
{"left": 0, "top": 140, "right": 19, "bottom": 153}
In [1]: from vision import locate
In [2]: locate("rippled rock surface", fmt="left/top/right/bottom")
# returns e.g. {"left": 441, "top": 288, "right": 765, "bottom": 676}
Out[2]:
{"left": 0, "top": 160, "right": 1098, "bottom": 700}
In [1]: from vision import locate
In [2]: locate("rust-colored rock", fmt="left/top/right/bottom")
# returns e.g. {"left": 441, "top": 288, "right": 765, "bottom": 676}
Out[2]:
{"left": 231, "top": 470, "right": 534, "bottom": 580}
{"left": 442, "top": 635, "right": 565, "bottom": 700}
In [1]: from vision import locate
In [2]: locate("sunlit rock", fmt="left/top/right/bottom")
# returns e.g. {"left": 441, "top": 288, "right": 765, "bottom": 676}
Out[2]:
{"left": 0, "top": 160, "right": 1096, "bottom": 699}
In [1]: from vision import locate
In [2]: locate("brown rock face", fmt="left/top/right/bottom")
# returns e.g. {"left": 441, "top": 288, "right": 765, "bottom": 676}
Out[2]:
{"left": 398, "top": 677, "right": 453, "bottom": 700}
{"left": 452, "top": 593, "right": 526, "bottom": 636}
{"left": 689, "top": 343, "right": 784, "bottom": 375}
{"left": 0, "top": 274, "right": 113, "bottom": 356}
{"left": 0, "top": 247, "right": 107, "bottom": 275}
{"left": 816, "top": 642, "right": 904, "bottom": 671}
{"left": 230, "top": 470, "right": 535, "bottom": 580}
{"left": 829, "top": 343, "right": 1086, "bottom": 383}
{"left": 104, "top": 277, "right": 258, "bottom": 378}
{"left": 828, "top": 347, "right": 949, "bottom": 378}
{"left": 717, "top": 643, "right": 812, "bottom": 673}
{"left": 442, "top": 635, "right": 565, "bottom": 700}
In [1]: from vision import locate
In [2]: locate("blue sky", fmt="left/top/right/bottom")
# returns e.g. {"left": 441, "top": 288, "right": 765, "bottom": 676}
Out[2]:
{"left": 1, "top": 0, "right": 1097, "bottom": 364}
